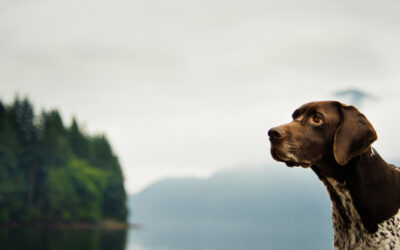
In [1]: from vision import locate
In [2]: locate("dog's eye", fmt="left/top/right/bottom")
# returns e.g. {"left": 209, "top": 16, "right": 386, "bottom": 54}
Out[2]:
{"left": 311, "top": 115, "right": 322, "bottom": 124}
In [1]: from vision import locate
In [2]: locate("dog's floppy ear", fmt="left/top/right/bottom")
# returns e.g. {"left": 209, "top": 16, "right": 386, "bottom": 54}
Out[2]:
{"left": 333, "top": 104, "right": 377, "bottom": 166}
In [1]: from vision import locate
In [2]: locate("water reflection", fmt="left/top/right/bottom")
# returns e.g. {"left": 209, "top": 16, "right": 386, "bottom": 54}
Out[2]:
{"left": 1, "top": 226, "right": 332, "bottom": 250}
{"left": 0, "top": 228, "right": 127, "bottom": 250}
{"left": 127, "top": 226, "right": 332, "bottom": 250}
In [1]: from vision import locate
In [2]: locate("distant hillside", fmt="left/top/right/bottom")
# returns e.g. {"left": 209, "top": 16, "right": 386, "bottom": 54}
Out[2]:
{"left": 0, "top": 97, "right": 127, "bottom": 224}
{"left": 129, "top": 165, "right": 334, "bottom": 250}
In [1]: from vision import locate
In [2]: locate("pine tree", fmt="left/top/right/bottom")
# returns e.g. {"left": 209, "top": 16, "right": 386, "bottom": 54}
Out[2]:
{"left": 0, "top": 98, "right": 128, "bottom": 224}
{"left": 11, "top": 98, "right": 40, "bottom": 218}
{"left": 39, "top": 110, "right": 70, "bottom": 167}
{"left": 89, "top": 136, "right": 127, "bottom": 221}
{"left": 68, "top": 118, "right": 89, "bottom": 160}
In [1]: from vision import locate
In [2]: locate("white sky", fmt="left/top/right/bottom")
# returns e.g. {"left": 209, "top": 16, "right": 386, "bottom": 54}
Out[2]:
{"left": 1, "top": 0, "right": 400, "bottom": 193}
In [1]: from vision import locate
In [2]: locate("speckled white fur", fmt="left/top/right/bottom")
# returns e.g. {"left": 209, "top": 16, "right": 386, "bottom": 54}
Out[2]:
{"left": 371, "top": 148, "right": 377, "bottom": 157}
{"left": 323, "top": 177, "right": 400, "bottom": 250}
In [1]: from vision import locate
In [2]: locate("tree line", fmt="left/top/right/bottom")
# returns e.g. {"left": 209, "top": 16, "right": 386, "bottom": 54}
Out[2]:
{"left": 0, "top": 97, "right": 127, "bottom": 224}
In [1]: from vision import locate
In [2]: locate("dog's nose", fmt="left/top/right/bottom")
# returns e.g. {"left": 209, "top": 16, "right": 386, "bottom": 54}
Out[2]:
{"left": 268, "top": 127, "right": 284, "bottom": 141}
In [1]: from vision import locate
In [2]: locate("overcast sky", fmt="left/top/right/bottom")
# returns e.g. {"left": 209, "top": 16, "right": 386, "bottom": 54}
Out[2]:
{"left": 1, "top": 0, "right": 400, "bottom": 193}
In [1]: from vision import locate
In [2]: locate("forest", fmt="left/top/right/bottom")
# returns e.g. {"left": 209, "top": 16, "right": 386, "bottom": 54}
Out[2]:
{"left": 0, "top": 97, "right": 127, "bottom": 225}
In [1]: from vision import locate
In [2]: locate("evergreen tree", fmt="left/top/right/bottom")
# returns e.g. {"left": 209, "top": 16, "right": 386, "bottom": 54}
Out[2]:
{"left": 11, "top": 98, "right": 40, "bottom": 217}
{"left": 89, "top": 136, "right": 127, "bottom": 221}
{"left": 0, "top": 98, "right": 127, "bottom": 224}
{"left": 0, "top": 101, "right": 23, "bottom": 222}
{"left": 39, "top": 110, "right": 70, "bottom": 167}
{"left": 68, "top": 118, "right": 89, "bottom": 160}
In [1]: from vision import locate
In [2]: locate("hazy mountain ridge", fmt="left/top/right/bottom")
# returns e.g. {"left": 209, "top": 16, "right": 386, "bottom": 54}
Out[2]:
{"left": 128, "top": 165, "right": 334, "bottom": 249}
{"left": 129, "top": 165, "right": 332, "bottom": 229}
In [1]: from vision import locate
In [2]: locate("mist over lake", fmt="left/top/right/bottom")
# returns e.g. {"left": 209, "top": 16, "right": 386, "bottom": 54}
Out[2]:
{"left": 2, "top": 0, "right": 400, "bottom": 248}
{"left": 127, "top": 164, "right": 334, "bottom": 250}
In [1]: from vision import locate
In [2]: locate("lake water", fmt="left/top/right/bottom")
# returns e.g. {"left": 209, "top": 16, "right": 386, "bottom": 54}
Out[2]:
{"left": 1, "top": 226, "right": 332, "bottom": 250}
{"left": 0, "top": 227, "right": 127, "bottom": 250}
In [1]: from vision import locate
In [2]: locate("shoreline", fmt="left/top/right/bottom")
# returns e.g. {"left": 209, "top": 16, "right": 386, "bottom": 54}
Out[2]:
{"left": 0, "top": 220, "right": 142, "bottom": 230}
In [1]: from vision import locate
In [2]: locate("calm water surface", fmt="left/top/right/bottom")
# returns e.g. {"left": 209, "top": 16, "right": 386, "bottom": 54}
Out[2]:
{"left": 0, "top": 227, "right": 127, "bottom": 250}
{"left": 1, "top": 226, "right": 332, "bottom": 250}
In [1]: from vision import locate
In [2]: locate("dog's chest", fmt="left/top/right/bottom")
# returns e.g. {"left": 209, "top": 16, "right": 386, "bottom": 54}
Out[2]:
{"left": 324, "top": 177, "right": 400, "bottom": 250}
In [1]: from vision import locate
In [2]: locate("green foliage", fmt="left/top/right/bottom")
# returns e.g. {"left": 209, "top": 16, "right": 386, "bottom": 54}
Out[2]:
{"left": 68, "top": 118, "right": 89, "bottom": 159}
{"left": 47, "top": 158, "right": 107, "bottom": 221}
{"left": 0, "top": 97, "right": 127, "bottom": 224}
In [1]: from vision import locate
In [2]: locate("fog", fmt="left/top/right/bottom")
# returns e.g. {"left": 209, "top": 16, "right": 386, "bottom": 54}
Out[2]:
{"left": 1, "top": 0, "right": 400, "bottom": 193}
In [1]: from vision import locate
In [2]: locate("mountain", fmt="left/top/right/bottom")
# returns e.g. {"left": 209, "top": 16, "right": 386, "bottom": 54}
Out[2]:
{"left": 333, "top": 88, "right": 377, "bottom": 106}
{"left": 128, "top": 165, "right": 334, "bottom": 250}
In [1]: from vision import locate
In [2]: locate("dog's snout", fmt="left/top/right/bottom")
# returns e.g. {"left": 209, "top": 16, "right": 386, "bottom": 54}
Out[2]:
{"left": 268, "top": 127, "right": 285, "bottom": 141}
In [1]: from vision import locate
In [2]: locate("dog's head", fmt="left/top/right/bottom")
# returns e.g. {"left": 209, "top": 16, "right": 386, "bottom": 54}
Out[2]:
{"left": 268, "top": 101, "right": 377, "bottom": 168}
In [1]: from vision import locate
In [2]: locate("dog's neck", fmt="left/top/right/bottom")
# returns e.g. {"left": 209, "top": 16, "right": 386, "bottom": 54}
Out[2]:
{"left": 313, "top": 147, "right": 383, "bottom": 182}
{"left": 312, "top": 147, "right": 400, "bottom": 234}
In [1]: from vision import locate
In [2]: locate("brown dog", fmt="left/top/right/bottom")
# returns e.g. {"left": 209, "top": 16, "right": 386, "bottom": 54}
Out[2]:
{"left": 268, "top": 101, "right": 400, "bottom": 250}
